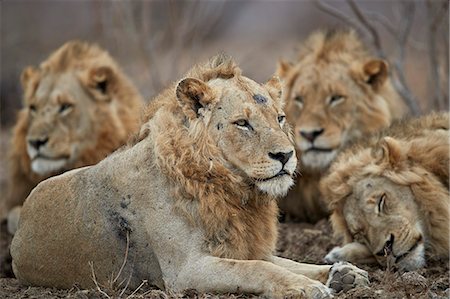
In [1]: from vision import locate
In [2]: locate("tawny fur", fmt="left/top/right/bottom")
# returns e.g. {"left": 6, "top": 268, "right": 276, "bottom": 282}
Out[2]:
{"left": 321, "top": 112, "right": 449, "bottom": 268}
{"left": 277, "top": 29, "right": 406, "bottom": 222}
{"left": 11, "top": 55, "right": 369, "bottom": 297}
{"left": 3, "top": 41, "right": 143, "bottom": 218}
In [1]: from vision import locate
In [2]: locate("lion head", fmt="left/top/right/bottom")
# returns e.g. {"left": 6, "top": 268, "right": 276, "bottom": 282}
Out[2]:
{"left": 321, "top": 113, "right": 449, "bottom": 271}
{"left": 144, "top": 55, "right": 297, "bottom": 199}
{"left": 5, "top": 41, "right": 143, "bottom": 215}
{"left": 278, "top": 30, "right": 405, "bottom": 171}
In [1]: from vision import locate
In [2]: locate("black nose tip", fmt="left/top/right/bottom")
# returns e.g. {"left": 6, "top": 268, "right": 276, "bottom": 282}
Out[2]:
{"left": 268, "top": 150, "right": 293, "bottom": 165}
{"left": 28, "top": 137, "right": 49, "bottom": 150}
{"left": 300, "top": 128, "right": 324, "bottom": 142}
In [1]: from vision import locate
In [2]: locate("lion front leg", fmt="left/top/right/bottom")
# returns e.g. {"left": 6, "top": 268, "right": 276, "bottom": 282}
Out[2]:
{"left": 324, "top": 242, "right": 376, "bottom": 264}
{"left": 270, "top": 256, "right": 369, "bottom": 294}
{"left": 174, "top": 256, "right": 331, "bottom": 298}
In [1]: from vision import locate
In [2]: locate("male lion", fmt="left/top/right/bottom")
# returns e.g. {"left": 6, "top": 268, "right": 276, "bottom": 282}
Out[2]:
{"left": 11, "top": 55, "right": 368, "bottom": 297}
{"left": 277, "top": 30, "right": 406, "bottom": 222}
{"left": 321, "top": 112, "right": 449, "bottom": 271}
{"left": 3, "top": 41, "right": 144, "bottom": 226}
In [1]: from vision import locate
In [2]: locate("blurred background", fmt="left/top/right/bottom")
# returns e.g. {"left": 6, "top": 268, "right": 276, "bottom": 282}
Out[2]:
{"left": 1, "top": 0, "right": 448, "bottom": 125}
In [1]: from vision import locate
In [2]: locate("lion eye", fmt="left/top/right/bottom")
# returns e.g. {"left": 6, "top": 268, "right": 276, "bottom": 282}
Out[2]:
{"left": 233, "top": 119, "right": 253, "bottom": 131}
{"left": 59, "top": 103, "right": 73, "bottom": 114}
{"left": 29, "top": 105, "right": 37, "bottom": 112}
{"left": 278, "top": 115, "right": 286, "bottom": 126}
{"left": 328, "top": 95, "right": 345, "bottom": 106}
{"left": 377, "top": 193, "right": 386, "bottom": 213}
{"left": 294, "top": 95, "right": 304, "bottom": 103}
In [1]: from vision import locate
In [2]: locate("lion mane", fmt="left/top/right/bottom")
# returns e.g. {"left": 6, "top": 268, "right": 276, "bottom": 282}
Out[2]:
{"left": 11, "top": 55, "right": 368, "bottom": 296}
{"left": 3, "top": 41, "right": 143, "bottom": 219}
{"left": 136, "top": 55, "right": 279, "bottom": 259}
{"left": 278, "top": 29, "right": 407, "bottom": 222}
{"left": 321, "top": 112, "right": 449, "bottom": 259}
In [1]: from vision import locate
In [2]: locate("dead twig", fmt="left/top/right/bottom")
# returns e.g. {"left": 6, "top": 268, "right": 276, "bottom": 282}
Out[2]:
{"left": 89, "top": 261, "right": 112, "bottom": 299}
{"left": 316, "top": 0, "right": 426, "bottom": 115}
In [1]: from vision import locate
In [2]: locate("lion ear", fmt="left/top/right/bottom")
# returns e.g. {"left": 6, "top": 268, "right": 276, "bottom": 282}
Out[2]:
{"left": 378, "top": 136, "right": 404, "bottom": 165}
{"left": 363, "top": 59, "right": 388, "bottom": 90}
{"left": 276, "top": 60, "right": 293, "bottom": 79}
{"left": 87, "top": 66, "right": 116, "bottom": 101}
{"left": 265, "top": 75, "right": 283, "bottom": 106}
{"left": 176, "top": 78, "right": 214, "bottom": 120}
{"left": 21, "top": 66, "right": 41, "bottom": 99}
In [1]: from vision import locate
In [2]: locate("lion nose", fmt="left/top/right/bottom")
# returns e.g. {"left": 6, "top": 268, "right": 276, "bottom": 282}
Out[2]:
{"left": 268, "top": 150, "right": 293, "bottom": 166}
{"left": 28, "top": 137, "right": 49, "bottom": 150}
{"left": 300, "top": 128, "right": 324, "bottom": 142}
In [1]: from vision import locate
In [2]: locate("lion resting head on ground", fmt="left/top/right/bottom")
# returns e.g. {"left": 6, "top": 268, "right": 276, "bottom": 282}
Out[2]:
{"left": 11, "top": 55, "right": 368, "bottom": 297}
{"left": 3, "top": 41, "right": 143, "bottom": 220}
{"left": 322, "top": 112, "right": 449, "bottom": 271}
{"left": 278, "top": 29, "right": 407, "bottom": 222}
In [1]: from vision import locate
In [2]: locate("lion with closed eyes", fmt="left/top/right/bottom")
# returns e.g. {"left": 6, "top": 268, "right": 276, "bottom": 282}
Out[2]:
{"left": 11, "top": 55, "right": 368, "bottom": 298}
{"left": 321, "top": 112, "right": 449, "bottom": 271}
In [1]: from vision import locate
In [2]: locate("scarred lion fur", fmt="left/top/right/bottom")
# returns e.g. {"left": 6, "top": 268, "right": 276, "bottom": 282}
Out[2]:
{"left": 11, "top": 55, "right": 368, "bottom": 297}
{"left": 277, "top": 29, "right": 407, "bottom": 222}
{"left": 2, "top": 41, "right": 143, "bottom": 221}
{"left": 321, "top": 112, "right": 449, "bottom": 271}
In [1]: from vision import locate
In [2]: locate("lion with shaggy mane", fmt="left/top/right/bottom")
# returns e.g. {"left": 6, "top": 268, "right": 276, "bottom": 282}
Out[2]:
{"left": 3, "top": 41, "right": 143, "bottom": 226}
{"left": 278, "top": 30, "right": 406, "bottom": 222}
{"left": 11, "top": 56, "right": 368, "bottom": 297}
{"left": 322, "top": 112, "right": 449, "bottom": 271}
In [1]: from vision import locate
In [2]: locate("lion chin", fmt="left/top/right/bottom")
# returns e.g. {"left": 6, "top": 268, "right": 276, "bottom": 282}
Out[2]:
{"left": 30, "top": 158, "right": 68, "bottom": 175}
{"left": 301, "top": 150, "right": 337, "bottom": 171}
{"left": 397, "top": 243, "right": 426, "bottom": 272}
{"left": 256, "top": 175, "right": 294, "bottom": 197}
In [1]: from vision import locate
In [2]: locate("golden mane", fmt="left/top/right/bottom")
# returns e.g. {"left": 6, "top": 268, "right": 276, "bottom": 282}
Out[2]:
{"left": 140, "top": 55, "right": 278, "bottom": 260}
{"left": 39, "top": 40, "right": 116, "bottom": 73}
{"left": 140, "top": 54, "right": 240, "bottom": 124}
{"left": 321, "top": 112, "right": 449, "bottom": 256}
{"left": 3, "top": 41, "right": 143, "bottom": 219}
{"left": 297, "top": 29, "right": 369, "bottom": 63}
{"left": 278, "top": 29, "right": 407, "bottom": 222}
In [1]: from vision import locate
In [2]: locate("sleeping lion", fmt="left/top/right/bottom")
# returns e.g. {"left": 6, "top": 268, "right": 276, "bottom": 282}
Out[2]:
{"left": 321, "top": 112, "right": 449, "bottom": 271}
{"left": 2, "top": 41, "right": 144, "bottom": 228}
{"left": 11, "top": 55, "right": 368, "bottom": 297}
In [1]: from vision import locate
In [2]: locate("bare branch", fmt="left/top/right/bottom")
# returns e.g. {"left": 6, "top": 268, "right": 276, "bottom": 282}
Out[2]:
{"left": 363, "top": 10, "right": 396, "bottom": 37}
{"left": 112, "top": 231, "right": 130, "bottom": 285}
{"left": 426, "top": 0, "right": 448, "bottom": 110}
{"left": 89, "top": 261, "right": 112, "bottom": 299}
{"left": 126, "top": 280, "right": 148, "bottom": 299}
{"left": 315, "top": 0, "right": 367, "bottom": 35}
{"left": 347, "top": 0, "right": 384, "bottom": 58}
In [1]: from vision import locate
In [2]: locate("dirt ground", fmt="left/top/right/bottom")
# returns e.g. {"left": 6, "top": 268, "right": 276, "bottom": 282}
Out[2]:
{"left": 0, "top": 219, "right": 448, "bottom": 299}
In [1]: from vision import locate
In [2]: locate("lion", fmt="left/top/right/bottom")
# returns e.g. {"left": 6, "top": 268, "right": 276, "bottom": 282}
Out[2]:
{"left": 11, "top": 55, "right": 369, "bottom": 297}
{"left": 2, "top": 41, "right": 144, "bottom": 225}
{"left": 321, "top": 112, "right": 449, "bottom": 271}
{"left": 277, "top": 29, "right": 407, "bottom": 222}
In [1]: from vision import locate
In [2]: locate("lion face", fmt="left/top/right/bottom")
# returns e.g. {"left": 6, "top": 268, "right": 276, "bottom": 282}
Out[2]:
{"left": 176, "top": 75, "right": 297, "bottom": 197}
{"left": 343, "top": 176, "right": 425, "bottom": 271}
{"left": 282, "top": 60, "right": 392, "bottom": 171}
{"left": 22, "top": 66, "right": 117, "bottom": 176}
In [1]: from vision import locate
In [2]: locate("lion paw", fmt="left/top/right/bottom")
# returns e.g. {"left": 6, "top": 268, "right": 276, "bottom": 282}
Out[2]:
{"left": 304, "top": 282, "right": 333, "bottom": 299}
{"left": 324, "top": 246, "right": 344, "bottom": 263}
{"left": 275, "top": 281, "right": 332, "bottom": 299}
{"left": 326, "top": 261, "right": 369, "bottom": 294}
